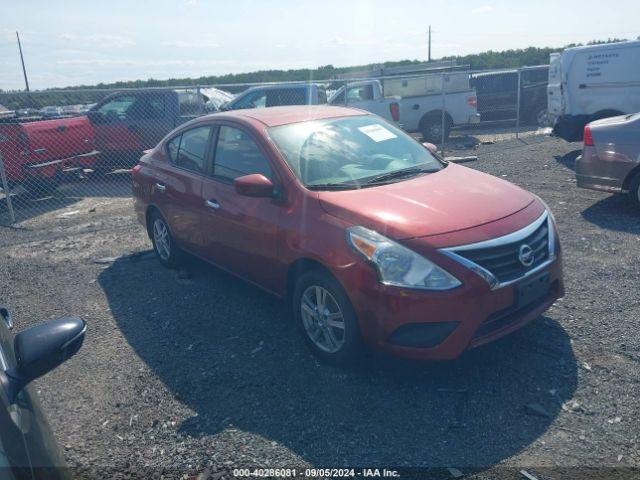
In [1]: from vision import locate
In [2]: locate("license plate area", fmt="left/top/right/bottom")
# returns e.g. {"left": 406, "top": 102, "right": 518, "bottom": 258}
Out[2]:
{"left": 516, "top": 273, "right": 550, "bottom": 308}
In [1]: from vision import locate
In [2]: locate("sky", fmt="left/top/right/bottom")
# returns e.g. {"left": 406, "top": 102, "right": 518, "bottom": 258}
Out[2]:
{"left": 0, "top": 0, "right": 638, "bottom": 90}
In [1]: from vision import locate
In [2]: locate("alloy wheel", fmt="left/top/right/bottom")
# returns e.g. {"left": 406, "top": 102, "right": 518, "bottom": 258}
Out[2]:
{"left": 153, "top": 218, "right": 171, "bottom": 260}
{"left": 300, "top": 285, "right": 346, "bottom": 353}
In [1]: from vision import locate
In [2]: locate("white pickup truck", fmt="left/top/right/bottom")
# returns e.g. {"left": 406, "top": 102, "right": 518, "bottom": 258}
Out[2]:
{"left": 330, "top": 78, "right": 480, "bottom": 142}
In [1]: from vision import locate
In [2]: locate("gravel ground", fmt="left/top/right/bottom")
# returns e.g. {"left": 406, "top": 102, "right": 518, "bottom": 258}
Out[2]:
{"left": 0, "top": 136, "right": 639, "bottom": 479}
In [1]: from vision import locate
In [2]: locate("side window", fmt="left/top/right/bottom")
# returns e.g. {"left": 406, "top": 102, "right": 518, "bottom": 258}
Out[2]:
{"left": 233, "top": 91, "right": 267, "bottom": 110}
{"left": 97, "top": 95, "right": 136, "bottom": 120}
{"left": 168, "top": 126, "right": 211, "bottom": 173}
{"left": 347, "top": 85, "right": 374, "bottom": 102}
{"left": 213, "top": 126, "right": 272, "bottom": 181}
{"left": 129, "top": 95, "right": 165, "bottom": 120}
{"left": 166, "top": 135, "right": 181, "bottom": 163}
{"left": 266, "top": 88, "right": 306, "bottom": 107}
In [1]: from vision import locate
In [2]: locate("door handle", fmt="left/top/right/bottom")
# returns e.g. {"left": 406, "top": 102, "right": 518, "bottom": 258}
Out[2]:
{"left": 206, "top": 199, "right": 220, "bottom": 209}
{"left": 155, "top": 183, "right": 166, "bottom": 192}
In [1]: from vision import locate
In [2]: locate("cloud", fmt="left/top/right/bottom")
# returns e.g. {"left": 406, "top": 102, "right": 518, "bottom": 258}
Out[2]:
{"left": 184, "top": 0, "right": 198, "bottom": 5}
{"left": 59, "top": 33, "right": 78, "bottom": 41}
{"left": 161, "top": 40, "right": 220, "bottom": 48}
{"left": 84, "top": 34, "right": 136, "bottom": 48}
{"left": 470, "top": 5, "right": 493, "bottom": 14}
{"left": 322, "top": 36, "right": 374, "bottom": 48}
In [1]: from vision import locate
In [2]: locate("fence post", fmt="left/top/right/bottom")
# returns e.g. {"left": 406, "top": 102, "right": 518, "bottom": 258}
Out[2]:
{"left": 344, "top": 79, "right": 348, "bottom": 106}
{"left": 441, "top": 73, "right": 447, "bottom": 150}
{"left": 516, "top": 69, "right": 522, "bottom": 139}
{"left": 0, "top": 152, "right": 16, "bottom": 224}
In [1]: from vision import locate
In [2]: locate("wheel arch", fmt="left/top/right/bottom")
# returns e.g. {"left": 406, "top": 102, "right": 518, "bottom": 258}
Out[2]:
{"left": 145, "top": 204, "right": 163, "bottom": 238}
{"left": 285, "top": 257, "right": 334, "bottom": 304}
{"left": 419, "top": 109, "right": 453, "bottom": 130}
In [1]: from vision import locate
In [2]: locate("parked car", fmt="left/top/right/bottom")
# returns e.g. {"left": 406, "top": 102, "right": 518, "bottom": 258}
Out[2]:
{"left": 0, "top": 115, "right": 98, "bottom": 195}
{"left": 0, "top": 307, "right": 86, "bottom": 479}
{"left": 327, "top": 80, "right": 400, "bottom": 124}
{"left": 86, "top": 88, "right": 211, "bottom": 168}
{"left": 40, "top": 106, "right": 63, "bottom": 118}
{"left": 549, "top": 40, "right": 640, "bottom": 141}
{"left": 222, "top": 83, "right": 327, "bottom": 111}
{"left": 576, "top": 112, "right": 640, "bottom": 206}
{"left": 470, "top": 67, "right": 549, "bottom": 125}
{"left": 132, "top": 106, "right": 563, "bottom": 365}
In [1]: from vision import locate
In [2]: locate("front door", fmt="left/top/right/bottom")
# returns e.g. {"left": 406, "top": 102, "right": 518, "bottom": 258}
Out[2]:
{"left": 199, "top": 124, "right": 284, "bottom": 293}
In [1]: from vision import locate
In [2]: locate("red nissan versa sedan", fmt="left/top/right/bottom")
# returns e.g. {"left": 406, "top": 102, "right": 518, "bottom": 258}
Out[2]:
{"left": 132, "top": 106, "right": 564, "bottom": 364}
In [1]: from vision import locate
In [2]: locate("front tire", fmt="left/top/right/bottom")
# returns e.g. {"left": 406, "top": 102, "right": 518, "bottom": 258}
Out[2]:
{"left": 149, "top": 211, "right": 182, "bottom": 268}
{"left": 293, "top": 269, "right": 362, "bottom": 365}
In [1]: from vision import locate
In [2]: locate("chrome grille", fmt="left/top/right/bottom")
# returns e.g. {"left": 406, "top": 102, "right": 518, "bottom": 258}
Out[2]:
{"left": 441, "top": 212, "right": 554, "bottom": 288}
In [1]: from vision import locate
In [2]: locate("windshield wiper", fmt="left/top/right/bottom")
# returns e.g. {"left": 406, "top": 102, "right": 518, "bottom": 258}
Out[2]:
{"left": 363, "top": 165, "right": 438, "bottom": 185}
{"left": 306, "top": 182, "right": 361, "bottom": 191}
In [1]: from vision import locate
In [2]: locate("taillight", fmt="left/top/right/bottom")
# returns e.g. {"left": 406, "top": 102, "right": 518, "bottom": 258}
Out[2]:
{"left": 390, "top": 102, "right": 400, "bottom": 122}
{"left": 583, "top": 125, "right": 594, "bottom": 146}
{"left": 467, "top": 96, "right": 477, "bottom": 108}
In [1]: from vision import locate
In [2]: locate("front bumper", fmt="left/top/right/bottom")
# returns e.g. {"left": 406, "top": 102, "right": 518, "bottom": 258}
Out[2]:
{"left": 344, "top": 254, "right": 563, "bottom": 360}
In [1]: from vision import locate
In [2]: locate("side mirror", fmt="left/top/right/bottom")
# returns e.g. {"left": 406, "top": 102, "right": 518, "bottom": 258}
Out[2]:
{"left": 234, "top": 174, "right": 274, "bottom": 198}
{"left": 4, "top": 317, "right": 86, "bottom": 401}
{"left": 422, "top": 142, "right": 439, "bottom": 155}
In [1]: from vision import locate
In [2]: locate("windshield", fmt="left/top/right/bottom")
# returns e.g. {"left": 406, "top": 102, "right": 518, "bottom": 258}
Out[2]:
{"left": 268, "top": 116, "right": 443, "bottom": 188}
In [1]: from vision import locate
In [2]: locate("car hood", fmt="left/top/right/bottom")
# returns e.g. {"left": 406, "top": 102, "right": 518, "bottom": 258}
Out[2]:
{"left": 318, "top": 163, "right": 535, "bottom": 240}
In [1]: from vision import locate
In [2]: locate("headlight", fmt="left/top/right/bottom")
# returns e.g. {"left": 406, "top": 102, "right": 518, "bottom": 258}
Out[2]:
{"left": 346, "top": 226, "right": 461, "bottom": 290}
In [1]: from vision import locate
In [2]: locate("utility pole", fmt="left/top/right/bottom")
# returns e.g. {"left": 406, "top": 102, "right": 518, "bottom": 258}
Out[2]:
{"left": 428, "top": 25, "right": 432, "bottom": 62}
{"left": 16, "top": 31, "right": 30, "bottom": 92}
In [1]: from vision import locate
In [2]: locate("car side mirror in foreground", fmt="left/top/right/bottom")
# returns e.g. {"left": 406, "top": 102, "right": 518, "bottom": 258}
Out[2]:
{"left": 422, "top": 142, "right": 439, "bottom": 155}
{"left": 234, "top": 174, "right": 274, "bottom": 198}
{"left": 3, "top": 317, "right": 86, "bottom": 402}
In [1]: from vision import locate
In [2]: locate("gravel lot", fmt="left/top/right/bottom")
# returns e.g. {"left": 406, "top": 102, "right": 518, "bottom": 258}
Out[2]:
{"left": 0, "top": 136, "right": 639, "bottom": 479}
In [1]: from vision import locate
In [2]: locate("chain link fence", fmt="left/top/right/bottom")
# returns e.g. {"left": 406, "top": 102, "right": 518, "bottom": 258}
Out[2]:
{"left": 0, "top": 68, "right": 553, "bottom": 228}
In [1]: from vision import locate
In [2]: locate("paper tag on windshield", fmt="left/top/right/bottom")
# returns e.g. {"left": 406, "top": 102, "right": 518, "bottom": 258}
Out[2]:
{"left": 358, "top": 124, "right": 397, "bottom": 142}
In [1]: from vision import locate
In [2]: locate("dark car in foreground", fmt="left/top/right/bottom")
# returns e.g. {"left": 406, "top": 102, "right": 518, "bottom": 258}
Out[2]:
{"left": 0, "top": 307, "right": 86, "bottom": 479}
{"left": 132, "top": 106, "right": 564, "bottom": 364}
{"left": 576, "top": 113, "right": 640, "bottom": 207}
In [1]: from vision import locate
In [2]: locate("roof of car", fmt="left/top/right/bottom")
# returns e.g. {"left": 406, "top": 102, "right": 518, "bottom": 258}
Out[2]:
{"left": 214, "top": 105, "right": 369, "bottom": 127}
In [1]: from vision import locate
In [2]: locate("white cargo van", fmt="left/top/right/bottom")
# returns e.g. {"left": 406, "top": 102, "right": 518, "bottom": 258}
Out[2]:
{"left": 549, "top": 40, "right": 640, "bottom": 141}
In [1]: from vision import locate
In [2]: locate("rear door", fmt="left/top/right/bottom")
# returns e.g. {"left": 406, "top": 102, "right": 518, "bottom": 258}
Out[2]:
{"left": 199, "top": 123, "right": 284, "bottom": 292}
{"left": 547, "top": 53, "right": 564, "bottom": 117}
{"left": 151, "top": 125, "right": 214, "bottom": 253}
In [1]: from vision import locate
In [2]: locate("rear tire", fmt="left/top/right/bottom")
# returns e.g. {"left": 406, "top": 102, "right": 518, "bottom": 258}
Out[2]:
{"left": 421, "top": 115, "right": 450, "bottom": 144}
{"left": 148, "top": 210, "right": 182, "bottom": 269}
{"left": 292, "top": 269, "right": 363, "bottom": 366}
{"left": 627, "top": 172, "right": 640, "bottom": 210}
